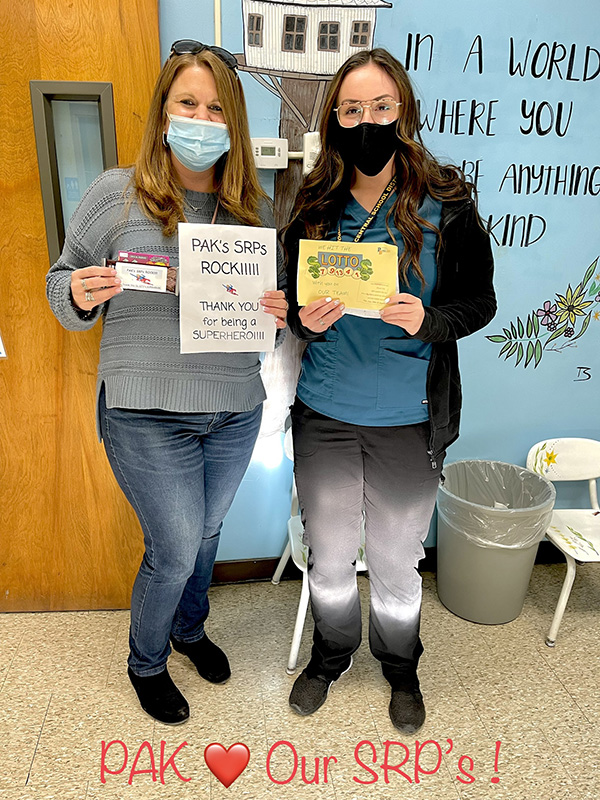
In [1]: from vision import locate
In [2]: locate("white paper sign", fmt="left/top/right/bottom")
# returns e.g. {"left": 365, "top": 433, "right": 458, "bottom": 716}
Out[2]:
{"left": 178, "top": 223, "right": 277, "bottom": 353}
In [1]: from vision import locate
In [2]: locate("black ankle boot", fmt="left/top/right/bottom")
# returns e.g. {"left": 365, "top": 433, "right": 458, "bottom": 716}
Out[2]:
{"left": 128, "top": 667, "right": 189, "bottom": 725}
{"left": 171, "top": 634, "right": 231, "bottom": 684}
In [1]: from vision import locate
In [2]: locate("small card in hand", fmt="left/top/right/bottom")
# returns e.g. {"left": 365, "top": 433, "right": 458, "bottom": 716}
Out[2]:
{"left": 105, "top": 253, "right": 176, "bottom": 294}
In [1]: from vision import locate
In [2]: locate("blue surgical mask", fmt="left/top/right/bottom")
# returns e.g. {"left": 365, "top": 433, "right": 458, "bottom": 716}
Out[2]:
{"left": 166, "top": 114, "right": 230, "bottom": 172}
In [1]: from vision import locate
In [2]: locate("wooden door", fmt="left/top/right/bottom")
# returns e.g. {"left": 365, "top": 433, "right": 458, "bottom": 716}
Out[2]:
{"left": 0, "top": 0, "right": 160, "bottom": 610}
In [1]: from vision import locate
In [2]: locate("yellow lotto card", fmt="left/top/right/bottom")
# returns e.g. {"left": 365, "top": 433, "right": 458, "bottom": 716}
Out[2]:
{"left": 297, "top": 239, "right": 398, "bottom": 312}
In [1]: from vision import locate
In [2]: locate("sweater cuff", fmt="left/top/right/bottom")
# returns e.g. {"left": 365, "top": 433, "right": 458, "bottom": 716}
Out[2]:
{"left": 47, "top": 278, "right": 103, "bottom": 331}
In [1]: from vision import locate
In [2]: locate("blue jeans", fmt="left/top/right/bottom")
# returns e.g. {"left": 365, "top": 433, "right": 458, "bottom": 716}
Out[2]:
{"left": 99, "top": 390, "right": 262, "bottom": 676}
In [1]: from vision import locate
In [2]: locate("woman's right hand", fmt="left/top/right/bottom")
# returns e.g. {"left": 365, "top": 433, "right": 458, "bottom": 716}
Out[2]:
{"left": 70, "top": 266, "right": 122, "bottom": 311}
{"left": 298, "top": 297, "right": 345, "bottom": 333}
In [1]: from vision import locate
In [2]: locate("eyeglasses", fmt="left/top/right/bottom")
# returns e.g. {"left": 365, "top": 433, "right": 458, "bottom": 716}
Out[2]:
{"left": 334, "top": 97, "right": 402, "bottom": 128}
{"left": 169, "top": 40, "right": 238, "bottom": 72}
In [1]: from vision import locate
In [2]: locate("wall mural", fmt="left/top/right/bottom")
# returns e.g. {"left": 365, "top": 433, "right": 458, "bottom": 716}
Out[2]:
{"left": 210, "top": 0, "right": 598, "bottom": 437}
{"left": 234, "top": 0, "right": 393, "bottom": 226}
{"left": 486, "top": 256, "right": 600, "bottom": 369}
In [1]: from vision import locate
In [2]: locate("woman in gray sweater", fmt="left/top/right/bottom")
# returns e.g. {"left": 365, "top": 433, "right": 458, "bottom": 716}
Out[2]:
{"left": 46, "top": 41, "right": 287, "bottom": 725}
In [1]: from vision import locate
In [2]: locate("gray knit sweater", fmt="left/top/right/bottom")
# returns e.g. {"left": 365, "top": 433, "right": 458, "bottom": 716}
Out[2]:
{"left": 46, "top": 168, "right": 285, "bottom": 428}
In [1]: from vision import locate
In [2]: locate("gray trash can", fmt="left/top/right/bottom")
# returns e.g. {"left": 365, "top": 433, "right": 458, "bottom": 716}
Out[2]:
{"left": 436, "top": 460, "right": 555, "bottom": 624}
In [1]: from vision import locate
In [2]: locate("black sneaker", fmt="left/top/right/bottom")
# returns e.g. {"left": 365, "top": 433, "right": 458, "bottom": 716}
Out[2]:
{"left": 171, "top": 634, "right": 231, "bottom": 684}
{"left": 389, "top": 679, "right": 426, "bottom": 733}
{"left": 289, "top": 658, "right": 352, "bottom": 716}
{"left": 127, "top": 667, "right": 189, "bottom": 725}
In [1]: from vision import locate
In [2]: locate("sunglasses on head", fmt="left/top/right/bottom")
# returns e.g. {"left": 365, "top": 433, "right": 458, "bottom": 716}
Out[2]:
{"left": 169, "top": 40, "right": 238, "bottom": 72}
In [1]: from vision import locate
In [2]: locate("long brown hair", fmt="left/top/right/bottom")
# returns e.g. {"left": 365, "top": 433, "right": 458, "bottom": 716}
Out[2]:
{"left": 133, "top": 51, "right": 267, "bottom": 236}
{"left": 284, "top": 48, "right": 474, "bottom": 288}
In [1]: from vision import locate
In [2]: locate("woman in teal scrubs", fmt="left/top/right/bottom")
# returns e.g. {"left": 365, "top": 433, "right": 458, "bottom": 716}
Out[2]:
{"left": 283, "top": 48, "right": 496, "bottom": 733}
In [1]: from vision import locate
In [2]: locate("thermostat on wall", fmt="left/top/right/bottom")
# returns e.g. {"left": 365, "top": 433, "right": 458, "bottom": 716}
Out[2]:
{"left": 251, "top": 138, "right": 288, "bottom": 169}
{"left": 302, "top": 131, "right": 321, "bottom": 176}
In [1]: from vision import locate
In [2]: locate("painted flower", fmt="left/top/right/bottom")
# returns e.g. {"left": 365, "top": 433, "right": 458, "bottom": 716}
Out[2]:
{"left": 544, "top": 450, "right": 558, "bottom": 467}
{"left": 594, "top": 311, "right": 600, "bottom": 322}
{"left": 555, "top": 284, "right": 593, "bottom": 325}
{"left": 595, "top": 293, "right": 600, "bottom": 303}
{"left": 535, "top": 300, "right": 558, "bottom": 326}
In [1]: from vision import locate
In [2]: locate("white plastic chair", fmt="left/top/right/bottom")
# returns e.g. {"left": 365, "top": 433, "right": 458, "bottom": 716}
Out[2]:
{"left": 526, "top": 438, "right": 600, "bottom": 646}
{"left": 272, "top": 428, "right": 367, "bottom": 673}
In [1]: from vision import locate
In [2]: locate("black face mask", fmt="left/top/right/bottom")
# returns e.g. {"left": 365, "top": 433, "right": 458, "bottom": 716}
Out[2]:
{"left": 337, "top": 122, "right": 399, "bottom": 177}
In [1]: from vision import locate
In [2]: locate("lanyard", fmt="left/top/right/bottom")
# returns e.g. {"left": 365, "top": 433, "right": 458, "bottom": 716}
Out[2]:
{"left": 337, "top": 176, "right": 397, "bottom": 243}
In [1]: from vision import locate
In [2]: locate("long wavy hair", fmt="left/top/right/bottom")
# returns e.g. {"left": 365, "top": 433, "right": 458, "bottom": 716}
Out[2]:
{"left": 284, "top": 48, "right": 475, "bottom": 288}
{"left": 133, "top": 50, "right": 267, "bottom": 236}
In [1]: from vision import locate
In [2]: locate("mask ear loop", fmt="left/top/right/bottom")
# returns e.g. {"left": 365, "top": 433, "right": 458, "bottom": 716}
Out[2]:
{"left": 163, "top": 110, "right": 174, "bottom": 148}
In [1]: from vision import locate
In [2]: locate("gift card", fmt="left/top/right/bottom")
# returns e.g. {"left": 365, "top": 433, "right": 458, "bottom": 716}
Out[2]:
{"left": 114, "top": 262, "right": 168, "bottom": 292}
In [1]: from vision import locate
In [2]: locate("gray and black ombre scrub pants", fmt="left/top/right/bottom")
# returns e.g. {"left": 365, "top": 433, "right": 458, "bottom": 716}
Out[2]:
{"left": 291, "top": 398, "right": 444, "bottom": 687}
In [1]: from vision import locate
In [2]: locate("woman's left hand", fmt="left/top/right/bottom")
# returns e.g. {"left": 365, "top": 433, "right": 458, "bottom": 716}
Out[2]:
{"left": 379, "top": 293, "right": 425, "bottom": 335}
{"left": 260, "top": 290, "right": 288, "bottom": 329}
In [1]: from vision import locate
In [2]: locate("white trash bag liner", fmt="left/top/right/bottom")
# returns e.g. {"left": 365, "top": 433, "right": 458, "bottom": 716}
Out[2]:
{"left": 437, "top": 460, "right": 555, "bottom": 550}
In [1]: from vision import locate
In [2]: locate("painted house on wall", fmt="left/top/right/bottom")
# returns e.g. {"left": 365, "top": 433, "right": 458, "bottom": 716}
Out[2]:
{"left": 242, "top": 0, "right": 392, "bottom": 76}
{"left": 236, "top": 0, "right": 393, "bottom": 227}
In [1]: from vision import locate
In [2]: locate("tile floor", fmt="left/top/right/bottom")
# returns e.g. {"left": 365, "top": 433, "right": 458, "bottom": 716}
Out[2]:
{"left": 0, "top": 563, "right": 598, "bottom": 800}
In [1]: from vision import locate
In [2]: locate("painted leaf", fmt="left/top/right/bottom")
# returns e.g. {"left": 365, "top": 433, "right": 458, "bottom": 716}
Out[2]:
{"left": 505, "top": 342, "right": 518, "bottom": 359}
{"left": 566, "top": 526, "right": 600, "bottom": 556}
{"left": 503, "top": 327, "right": 512, "bottom": 339}
{"left": 533, "top": 313, "right": 540, "bottom": 337}
{"left": 517, "top": 317, "right": 524, "bottom": 337}
{"left": 526, "top": 314, "right": 533, "bottom": 338}
{"left": 499, "top": 341, "right": 512, "bottom": 357}
{"left": 582, "top": 257, "right": 598, "bottom": 288}
{"left": 488, "top": 335, "right": 507, "bottom": 343}
{"left": 534, "top": 339, "right": 543, "bottom": 367}
{"left": 515, "top": 342, "right": 524, "bottom": 365}
{"left": 544, "top": 323, "right": 568, "bottom": 346}
{"left": 524, "top": 340, "right": 535, "bottom": 367}
{"left": 571, "top": 312, "right": 592, "bottom": 341}
{"left": 510, "top": 321, "right": 517, "bottom": 338}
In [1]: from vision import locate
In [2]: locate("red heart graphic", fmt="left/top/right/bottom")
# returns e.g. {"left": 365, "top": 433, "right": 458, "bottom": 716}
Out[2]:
{"left": 204, "top": 742, "right": 250, "bottom": 788}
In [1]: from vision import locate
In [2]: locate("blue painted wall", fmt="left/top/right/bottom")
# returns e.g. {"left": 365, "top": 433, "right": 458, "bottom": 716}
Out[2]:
{"left": 217, "top": 432, "right": 294, "bottom": 561}
{"left": 159, "top": 0, "right": 599, "bottom": 557}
